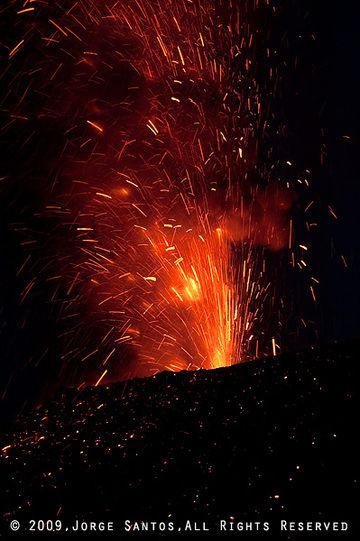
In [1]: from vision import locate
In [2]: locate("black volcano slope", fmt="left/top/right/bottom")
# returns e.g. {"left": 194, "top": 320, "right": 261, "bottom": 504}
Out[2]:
{"left": 0, "top": 340, "right": 359, "bottom": 539}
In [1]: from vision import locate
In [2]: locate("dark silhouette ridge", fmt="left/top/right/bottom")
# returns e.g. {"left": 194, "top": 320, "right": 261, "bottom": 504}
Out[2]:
{"left": 1, "top": 340, "right": 359, "bottom": 539}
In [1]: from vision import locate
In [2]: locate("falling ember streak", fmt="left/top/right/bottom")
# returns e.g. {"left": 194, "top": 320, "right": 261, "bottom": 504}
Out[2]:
{"left": 272, "top": 338, "right": 276, "bottom": 357}
{"left": 95, "top": 369, "right": 108, "bottom": 387}
{"left": 86, "top": 120, "right": 104, "bottom": 134}
{"left": 17, "top": 8, "right": 35, "bottom": 15}
{"left": 49, "top": 19, "right": 68, "bottom": 37}
{"left": 328, "top": 206, "right": 338, "bottom": 220}
{"left": 1, "top": 445, "right": 11, "bottom": 453}
{"left": 310, "top": 286, "right": 317, "bottom": 303}
{"left": 9, "top": 39, "right": 24, "bottom": 59}
{"left": 340, "top": 255, "right": 348, "bottom": 268}
{"left": 288, "top": 219, "right": 293, "bottom": 250}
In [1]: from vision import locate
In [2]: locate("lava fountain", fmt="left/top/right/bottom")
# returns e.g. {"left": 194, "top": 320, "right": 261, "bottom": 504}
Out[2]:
{"left": 65, "top": 0, "right": 294, "bottom": 378}
{"left": 7, "top": 0, "right": 298, "bottom": 383}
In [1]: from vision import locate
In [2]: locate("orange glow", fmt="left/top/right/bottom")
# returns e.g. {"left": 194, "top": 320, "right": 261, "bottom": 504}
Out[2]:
{"left": 29, "top": 0, "right": 303, "bottom": 383}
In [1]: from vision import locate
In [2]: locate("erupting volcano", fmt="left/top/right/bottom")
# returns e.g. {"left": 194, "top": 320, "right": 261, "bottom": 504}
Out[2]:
{"left": 27, "top": 0, "right": 305, "bottom": 383}
{"left": 1, "top": 0, "right": 316, "bottom": 388}
{"left": 1, "top": 0, "right": 358, "bottom": 538}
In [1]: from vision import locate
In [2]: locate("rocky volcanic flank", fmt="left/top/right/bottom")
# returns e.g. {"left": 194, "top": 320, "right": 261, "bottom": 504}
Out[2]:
{"left": 1, "top": 341, "right": 359, "bottom": 539}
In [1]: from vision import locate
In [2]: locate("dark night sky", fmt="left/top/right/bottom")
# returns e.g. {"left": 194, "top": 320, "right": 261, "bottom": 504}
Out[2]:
{"left": 0, "top": 0, "right": 359, "bottom": 423}
{"left": 287, "top": 0, "right": 360, "bottom": 344}
{"left": 319, "top": 1, "right": 360, "bottom": 342}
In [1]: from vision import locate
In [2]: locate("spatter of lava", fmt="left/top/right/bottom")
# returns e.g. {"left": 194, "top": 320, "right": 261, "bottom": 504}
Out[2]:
{"left": 3, "top": 0, "right": 311, "bottom": 384}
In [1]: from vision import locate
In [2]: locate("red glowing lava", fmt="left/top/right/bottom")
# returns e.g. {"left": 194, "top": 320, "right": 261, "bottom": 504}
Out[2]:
{"left": 4, "top": 0, "right": 310, "bottom": 384}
